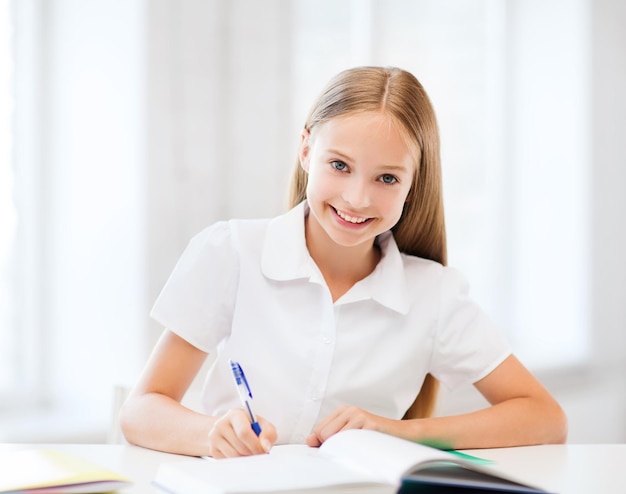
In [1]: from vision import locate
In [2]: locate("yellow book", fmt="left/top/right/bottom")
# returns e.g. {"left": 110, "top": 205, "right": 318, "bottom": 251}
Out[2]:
{"left": 0, "top": 449, "right": 132, "bottom": 493}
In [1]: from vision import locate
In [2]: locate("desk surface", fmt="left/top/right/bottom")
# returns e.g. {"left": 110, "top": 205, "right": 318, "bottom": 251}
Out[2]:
{"left": 1, "top": 442, "right": 624, "bottom": 494}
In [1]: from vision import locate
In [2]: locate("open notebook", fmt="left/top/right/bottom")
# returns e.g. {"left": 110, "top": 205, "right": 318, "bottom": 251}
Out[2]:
{"left": 154, "top": 429, "right": 549, "bottom": 493}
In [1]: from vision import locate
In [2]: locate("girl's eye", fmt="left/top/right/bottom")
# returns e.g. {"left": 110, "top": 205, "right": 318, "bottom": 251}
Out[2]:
{"left": 331, "top": 160, "right": 348, "bottom": 172}
{"left": 380, "top": 174, "right": 398, "bottom": 184}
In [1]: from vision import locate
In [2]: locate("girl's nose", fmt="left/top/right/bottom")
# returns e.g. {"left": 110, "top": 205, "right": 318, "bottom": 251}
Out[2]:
{"left": 341, "top": 179, "right": 371, "bottom": 208}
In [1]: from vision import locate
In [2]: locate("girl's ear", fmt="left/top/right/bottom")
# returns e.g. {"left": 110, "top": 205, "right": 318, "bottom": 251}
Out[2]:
{"left": 299, "top": 129, "right": 311, "bottom": 172}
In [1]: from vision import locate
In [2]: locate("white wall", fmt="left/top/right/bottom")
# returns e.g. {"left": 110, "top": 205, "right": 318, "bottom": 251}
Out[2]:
{"left": 145, "top": 0, "right": 296, "bottom": 351}
{"left": 439, "top": 0, "right": 626, "bottom": 443}
{"left": 590, "top": 0, "right": 626, "bottom": 370}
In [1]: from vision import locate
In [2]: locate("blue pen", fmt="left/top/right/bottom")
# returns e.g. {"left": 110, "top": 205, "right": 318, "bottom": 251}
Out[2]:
{"left": 229, "top": 360, "right": 262, "bottom": 436}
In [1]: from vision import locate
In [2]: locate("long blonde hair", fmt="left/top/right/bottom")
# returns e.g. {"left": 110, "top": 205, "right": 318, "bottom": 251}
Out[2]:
{"left": 288, "top": 66, "right": 446, "bottom": 418}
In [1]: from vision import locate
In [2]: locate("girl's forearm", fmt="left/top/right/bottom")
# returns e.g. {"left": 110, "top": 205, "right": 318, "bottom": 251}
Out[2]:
{"left": 394, "top": 397, "right": 567, "bottom": 450}
{"left": 120, "top": 392, "right": 215, "bottom": 456}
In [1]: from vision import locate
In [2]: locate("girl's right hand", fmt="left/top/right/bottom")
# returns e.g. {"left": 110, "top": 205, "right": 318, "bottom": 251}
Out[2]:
{"left": 206, "top": 408, "right": 277, "bottom": 458}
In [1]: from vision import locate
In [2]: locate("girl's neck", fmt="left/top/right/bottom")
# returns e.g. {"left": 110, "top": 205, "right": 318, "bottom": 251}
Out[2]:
{"left": 304, "top": 215, "right": 382, "bottom": 302}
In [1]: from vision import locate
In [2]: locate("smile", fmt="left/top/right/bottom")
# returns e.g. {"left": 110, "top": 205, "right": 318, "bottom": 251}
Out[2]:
{"left": 334, "top": 207, "right": 371, "bottom": 224}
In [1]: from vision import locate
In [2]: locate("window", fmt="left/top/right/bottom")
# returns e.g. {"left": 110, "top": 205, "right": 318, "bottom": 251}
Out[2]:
{"left": 1, "top": 0, "right": 50, "bottom": 415}
{"left": 1, "top": 0, "right": 146, "bottom": 441}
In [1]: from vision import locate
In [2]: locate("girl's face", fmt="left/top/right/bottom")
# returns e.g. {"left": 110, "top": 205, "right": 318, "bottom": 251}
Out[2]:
{"left": 300, "top": 111, "right": 417, "bottom": 251}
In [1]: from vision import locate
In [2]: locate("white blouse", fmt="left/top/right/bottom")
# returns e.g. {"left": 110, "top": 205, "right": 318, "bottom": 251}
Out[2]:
{"left": 151, "top": 202, "right": 511, "bottom": 444}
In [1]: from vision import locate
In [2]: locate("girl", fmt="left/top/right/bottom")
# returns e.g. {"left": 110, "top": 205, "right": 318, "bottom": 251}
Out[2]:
{"left": 120, "top": 66, "right": 567, "bottom": 458}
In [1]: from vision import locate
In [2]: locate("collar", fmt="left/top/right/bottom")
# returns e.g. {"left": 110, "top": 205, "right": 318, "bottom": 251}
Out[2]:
{"left": 261, "top": 201, "right": 411, "bottom": 314}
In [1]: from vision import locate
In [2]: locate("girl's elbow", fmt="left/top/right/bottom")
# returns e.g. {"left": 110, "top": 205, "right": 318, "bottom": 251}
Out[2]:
{"left": 555, "top": 408, "right": 569, "bottom": 444}
{"left": 547, "top": 401, "right": 568, "bottom": 444}
{"left": 118, "top": 400, "right": 141, "bottom": 446}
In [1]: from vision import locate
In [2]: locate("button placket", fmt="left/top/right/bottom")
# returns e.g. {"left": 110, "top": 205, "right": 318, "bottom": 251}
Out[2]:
{"left": 290, "top": 302, "right": 338, "bottom": 441}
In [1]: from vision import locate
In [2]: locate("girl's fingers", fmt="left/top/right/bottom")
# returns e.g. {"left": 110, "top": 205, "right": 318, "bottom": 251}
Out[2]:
{"left": 211, "top": 439, "right": 241, "bottom": 459}
{"left": 308, "top": 407, "right": 351, "bottom": 446}
{"left": 308, "top": 406, "right": 383, "bottom": 446}
{"left": 208, "top": 409, "right": 277, "bottom": 458}
{"left": 257, "top": 417, "right": 278, "bottom": 452}
{"left": 209, "top": 410, "right": 262, "bottom": 458}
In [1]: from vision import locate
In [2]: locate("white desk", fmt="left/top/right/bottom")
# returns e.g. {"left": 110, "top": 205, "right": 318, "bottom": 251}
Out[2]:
{"left": 464, "top": 444, "right": 625, "bottom": 493}
{"left": 1, "top": 443, "right": 624, "bottom": 493}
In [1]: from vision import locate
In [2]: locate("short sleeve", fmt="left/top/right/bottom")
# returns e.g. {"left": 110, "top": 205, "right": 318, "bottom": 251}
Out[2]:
{"left": 430, "top": 267, "right": 511, "bottom": 390}
{"left": 150, "top": 221, "right": 238, "bottom": 352}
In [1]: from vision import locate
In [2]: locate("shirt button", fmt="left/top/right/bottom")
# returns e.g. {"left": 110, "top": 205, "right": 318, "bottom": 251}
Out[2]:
{"left": 310, "top": 392, "right": 321, "bottom": 401}
{"left": 322, "top": 336, "right": 331, "bottom": 344}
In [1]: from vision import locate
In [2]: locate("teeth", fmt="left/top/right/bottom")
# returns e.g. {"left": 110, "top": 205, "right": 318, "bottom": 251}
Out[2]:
{"left": 336, "top": 209, "right": 369, "bottom": 224}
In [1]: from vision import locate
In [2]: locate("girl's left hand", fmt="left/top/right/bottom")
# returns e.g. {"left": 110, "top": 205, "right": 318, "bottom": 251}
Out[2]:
{"left": 305, "top": 405, "right": 396, "bottom": 447}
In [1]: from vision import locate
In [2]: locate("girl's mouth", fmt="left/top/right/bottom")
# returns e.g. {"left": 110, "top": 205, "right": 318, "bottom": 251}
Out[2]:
{"left": 333, "top": 207, "right": 372, "bottom": 225}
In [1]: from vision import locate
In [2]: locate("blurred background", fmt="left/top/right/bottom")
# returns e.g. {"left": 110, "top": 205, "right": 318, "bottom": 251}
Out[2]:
{"left": 1, "top": 0, "right": 624, "bottom": 444}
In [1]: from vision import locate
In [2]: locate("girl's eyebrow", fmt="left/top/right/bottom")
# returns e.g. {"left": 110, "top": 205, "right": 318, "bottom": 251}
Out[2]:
{"left": 326, "top": 148, "right": 353, "bottom": 161}
{"left": 379, "top": 163, "right": 412, "bottom": 173}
